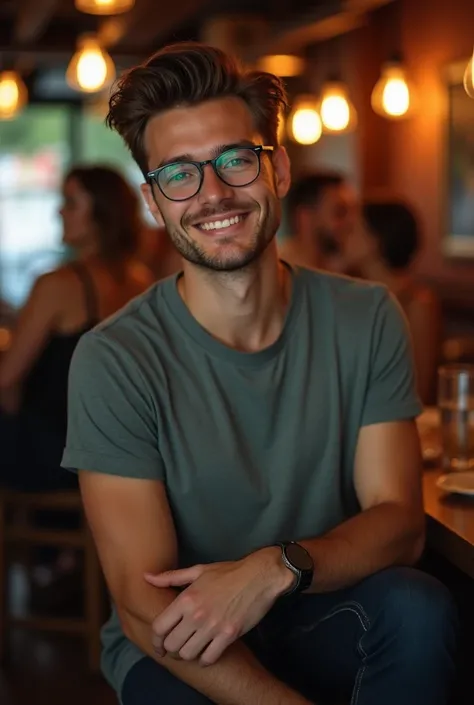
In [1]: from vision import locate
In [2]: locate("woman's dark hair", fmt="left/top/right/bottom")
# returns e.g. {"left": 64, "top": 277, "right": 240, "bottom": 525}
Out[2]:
{"left": 65, "top": 165, "right": 141, "bottom": 260}
{"left": 106, "top": 42, "right": 288, "bottom": 177}
{"left": 363, "top": 200, "right": 420, "bottom": 270}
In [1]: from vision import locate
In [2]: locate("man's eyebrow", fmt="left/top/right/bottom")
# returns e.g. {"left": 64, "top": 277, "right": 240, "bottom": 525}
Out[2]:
{"left": 153, "top": 141, "right": 256, "bottom": 171}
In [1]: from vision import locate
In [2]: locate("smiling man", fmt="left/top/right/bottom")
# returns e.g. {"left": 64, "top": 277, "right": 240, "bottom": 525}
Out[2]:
{"left": 62, "top": 43, "right": 457, "bottom": 705}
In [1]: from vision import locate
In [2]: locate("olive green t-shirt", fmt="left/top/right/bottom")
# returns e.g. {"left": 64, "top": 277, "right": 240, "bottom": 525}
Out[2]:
{"left": 62, "top": 266, "right": 422, "bottom": 696}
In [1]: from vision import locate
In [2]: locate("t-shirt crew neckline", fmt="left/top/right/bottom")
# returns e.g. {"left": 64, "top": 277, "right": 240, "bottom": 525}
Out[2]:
{"left": 161, "top": 262, "right": 304, "bottom": 368}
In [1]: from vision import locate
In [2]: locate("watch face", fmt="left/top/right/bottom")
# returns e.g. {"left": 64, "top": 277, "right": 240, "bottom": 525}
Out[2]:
{"left": 286, "top": 543, "right": 313, "bottom": 571}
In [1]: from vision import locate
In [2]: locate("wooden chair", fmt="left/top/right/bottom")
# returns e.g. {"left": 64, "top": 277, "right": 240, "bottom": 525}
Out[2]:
{"left": 0, "top": 489, "right": 103, "bottom": 673}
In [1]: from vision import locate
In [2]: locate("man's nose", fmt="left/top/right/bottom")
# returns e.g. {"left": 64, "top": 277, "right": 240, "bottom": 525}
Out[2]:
{"left": 196, "top": 164, "right": 234, "bottom": 205}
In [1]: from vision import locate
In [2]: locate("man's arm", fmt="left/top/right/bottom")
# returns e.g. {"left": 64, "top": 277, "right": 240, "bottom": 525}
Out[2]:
{"left": 296, "top": 419, "right": 425, "bottom": 593}
{"left": 80, "top": 471, "right": 313, "bottom": 705}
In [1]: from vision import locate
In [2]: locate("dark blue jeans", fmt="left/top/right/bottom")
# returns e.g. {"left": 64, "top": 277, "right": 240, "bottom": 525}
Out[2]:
{"left": 121, "top": 567, "right": 458, "bottom": 705}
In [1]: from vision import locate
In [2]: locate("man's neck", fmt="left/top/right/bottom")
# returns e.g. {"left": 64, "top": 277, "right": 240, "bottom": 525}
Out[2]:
{"left": 178, "top": 243, "right": 291, "bottom": 353}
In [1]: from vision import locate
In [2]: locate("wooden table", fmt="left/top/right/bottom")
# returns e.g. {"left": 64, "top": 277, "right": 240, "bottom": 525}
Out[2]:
{"left": 423, "top": 468, "right": 474, "bottom": 579}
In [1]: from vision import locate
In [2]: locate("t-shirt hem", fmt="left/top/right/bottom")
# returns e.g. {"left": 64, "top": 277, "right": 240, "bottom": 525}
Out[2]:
{"left": 61, "top": 448, "right": 164, "bottom": 480}
{"left": 361, "top": 402, "right": 423, "bottom": 427}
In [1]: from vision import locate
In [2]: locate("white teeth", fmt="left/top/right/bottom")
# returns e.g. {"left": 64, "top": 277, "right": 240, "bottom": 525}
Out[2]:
{"left": 200, "top": 215, "right": 242, "bottom": 231}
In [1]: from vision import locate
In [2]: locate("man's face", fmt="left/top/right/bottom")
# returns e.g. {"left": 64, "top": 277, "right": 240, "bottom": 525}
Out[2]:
{"left": 141, "top": 96, "right": 291, "bottom": 272}
{"left": 311, "top": 184, "right": 358, "bottom": 254}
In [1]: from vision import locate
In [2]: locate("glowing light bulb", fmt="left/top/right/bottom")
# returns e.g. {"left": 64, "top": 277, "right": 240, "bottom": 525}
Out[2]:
{"left": 288, "top": 96, "right": 322, "bottom": 145}
{"left": 319, "top": 82, "right": 356, "bottom": 133}
{"left": 464, "top": 48, "right": 474, "bottom": 99}
{"left": 75, "top": 0, "right": 135, "bottom": 15}
{"left": 371, "top": 62, "right": 416, "bottom": 119}
{"left": 0, "top": 70, "right": 27, "bottom": 120}
{"left": 67, "top": 34, "right": 115, "bottom": 93}
{"left": 257, "top": 54, "right": 304, "bottom": 77}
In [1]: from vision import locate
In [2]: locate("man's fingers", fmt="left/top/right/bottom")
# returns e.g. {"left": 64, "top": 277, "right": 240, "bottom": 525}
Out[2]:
{"left": 199, "top": 632, "right": 234, "bottom": 666}
{"left": 178, "top": 630, "right": 213, "bottom": 662}
{"left": 145, "top": 565, "right": 204, "bottom": 587}
{"left": 163, "top": 620, "right": 197, "bottom": 655}
{"left": 151, "top": 604, "right": 183, "bottom": 653}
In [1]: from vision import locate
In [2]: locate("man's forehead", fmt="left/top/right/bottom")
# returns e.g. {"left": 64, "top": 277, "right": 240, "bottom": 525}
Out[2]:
{"left": 144, "top": 97, "right": 259, "bottom": 166}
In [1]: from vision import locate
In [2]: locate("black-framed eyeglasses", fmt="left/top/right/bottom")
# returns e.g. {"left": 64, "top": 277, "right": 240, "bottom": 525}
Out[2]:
{"left": 146, "top": 145, "right": 274, "bottom": 202}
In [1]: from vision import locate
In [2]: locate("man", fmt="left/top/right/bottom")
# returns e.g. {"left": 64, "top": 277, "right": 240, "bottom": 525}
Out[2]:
{"left": 62, "top": 43, "right": 457, "bottom": 705}
{"left": 279, "top": 171, "right": 358, "bottom": 272}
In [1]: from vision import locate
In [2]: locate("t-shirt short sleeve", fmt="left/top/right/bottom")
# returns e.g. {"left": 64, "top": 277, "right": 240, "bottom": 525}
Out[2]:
{"left": 61, "top": 330, "right": 164, "bottom": 479}
{"left": 361, "top": 288, "right": 423, "bottom": 427}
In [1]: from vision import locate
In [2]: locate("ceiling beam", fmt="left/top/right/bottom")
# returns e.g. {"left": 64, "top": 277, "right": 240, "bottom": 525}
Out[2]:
{"left": 343, "top": 0, "right": 394, "bottom": 10}
{"left": 14, "top": 0, "right": 61, "bottom": 45}
{"left": 262, "top": 11, "right": 367, "bottom": 55}
{"left": 250, "top": 0, "right": 395, "bottom": 58}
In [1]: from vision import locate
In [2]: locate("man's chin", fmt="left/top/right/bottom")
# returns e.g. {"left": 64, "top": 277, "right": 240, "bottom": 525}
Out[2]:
{"left": 185, "top": 243, "right": 261, "bottom": 273}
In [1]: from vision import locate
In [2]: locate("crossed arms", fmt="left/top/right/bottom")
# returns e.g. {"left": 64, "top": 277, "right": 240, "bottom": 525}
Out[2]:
{"left": 79, "top": 418, "right": 424, "bottom": 705}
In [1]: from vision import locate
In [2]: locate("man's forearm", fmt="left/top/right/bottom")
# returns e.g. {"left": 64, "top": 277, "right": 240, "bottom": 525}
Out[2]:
{"left": 300, "top": 502, "right": 425, "bottom": 593}
{"left": 120, "top": 588, "right": 313, "bottom": 705}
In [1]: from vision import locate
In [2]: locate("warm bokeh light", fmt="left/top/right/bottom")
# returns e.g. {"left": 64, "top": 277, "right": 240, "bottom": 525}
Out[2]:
{"left": 75, "top": 0, "right": 135, "bottom": 15}
{"left": 277, "top": 111, "right": 286, "bottom": 143}
{"left": 288, "top": 96, "right": 322, "bottom": 145}
{"left": 464, "top": 48, "right": 474, "bottom": 99}
{"left": 0, "top": 327, "right": 12, "bottom": 352}
{"left": 319, "top": 82, "right": 357, "bottom": 133}
{"left": 0, "top": 70, "right": 28, "bottom": 120}
{"left": 371, "top": 63, "right": 416, "bottom": 118}
{"left": 257, "top": 54, "right": 305, "bottom": 77}
{"left": 66, "top": 35, "right": 116, "bottom": 93}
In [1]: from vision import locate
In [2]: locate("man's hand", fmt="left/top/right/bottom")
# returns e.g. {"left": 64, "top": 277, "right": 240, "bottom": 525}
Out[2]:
{"left": 144, "top": 547, "right": 294, "bottom": 666}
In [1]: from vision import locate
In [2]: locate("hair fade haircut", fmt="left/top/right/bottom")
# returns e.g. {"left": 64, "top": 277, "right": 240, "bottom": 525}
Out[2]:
{"left": 106, "top": 42, "right": 288, "bottom": 178}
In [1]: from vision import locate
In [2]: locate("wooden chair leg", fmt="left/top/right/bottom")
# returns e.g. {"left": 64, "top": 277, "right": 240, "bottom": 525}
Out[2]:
{"left": 84, "top": 529, "right": 102, "bottom": 674}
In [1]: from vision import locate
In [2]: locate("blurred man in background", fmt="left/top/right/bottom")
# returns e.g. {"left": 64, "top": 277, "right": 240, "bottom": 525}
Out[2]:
{"left": 280, "top": 171, "right": 359, "bottom": 272}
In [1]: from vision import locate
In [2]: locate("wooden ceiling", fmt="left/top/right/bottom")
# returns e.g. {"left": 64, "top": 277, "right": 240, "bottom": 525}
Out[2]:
{"left": 0, "top": 0, "right": 353, "bottom": 66}
{"left": 0, "top": 0, "right": 215, "bottom": 64}
{"left": 0, "top": 0, "right": 395, "bottom": 99}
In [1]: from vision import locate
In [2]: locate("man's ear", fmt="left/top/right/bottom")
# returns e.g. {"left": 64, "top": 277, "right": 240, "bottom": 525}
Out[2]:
{"left": 141, "top": 183, "right": 165, "bottom": 228}
{"left": 272, "top": 146, "right": 291, "bottom": 199}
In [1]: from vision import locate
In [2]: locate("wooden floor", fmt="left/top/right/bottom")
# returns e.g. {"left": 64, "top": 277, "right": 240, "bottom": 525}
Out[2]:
{"left": 1, "top": 563, "right": 117, "bottom": 705}
{"left": 2, "top": 629, "right": 116, "bottom": 705}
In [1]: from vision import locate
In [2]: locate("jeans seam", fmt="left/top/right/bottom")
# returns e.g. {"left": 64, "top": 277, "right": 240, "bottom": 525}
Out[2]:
{"left": 285, "top": 599, "right": 370, "bottom": 705}
{"left": 286, "top": 600, "right": 370, "bottom": 639}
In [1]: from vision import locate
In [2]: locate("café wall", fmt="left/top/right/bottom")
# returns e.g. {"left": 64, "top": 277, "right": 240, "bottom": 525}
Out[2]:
{"left": 289, "top": 0, "right": 474, "bottom": 288}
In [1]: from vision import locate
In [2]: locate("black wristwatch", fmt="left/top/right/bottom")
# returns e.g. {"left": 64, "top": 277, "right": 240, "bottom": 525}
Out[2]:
{"left": 276, "top": 541, "right": 314, "bottom": 596}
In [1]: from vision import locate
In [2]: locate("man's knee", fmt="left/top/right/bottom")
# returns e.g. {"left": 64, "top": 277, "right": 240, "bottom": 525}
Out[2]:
{"left": 369, "top": 567, "right": 458, "bottom": 655}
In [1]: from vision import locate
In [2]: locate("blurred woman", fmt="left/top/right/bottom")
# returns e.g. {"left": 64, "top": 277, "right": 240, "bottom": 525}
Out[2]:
{"left": 0, "top": 165, "right": 154, "bottom": 593}
{"left": 341, "top": 199, "right": 441, "bottom": 405}
{"left": 0, "top": 165, "right": 153, "bottom": 487}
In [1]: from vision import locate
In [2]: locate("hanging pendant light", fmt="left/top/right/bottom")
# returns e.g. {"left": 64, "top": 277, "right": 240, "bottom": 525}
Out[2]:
{"left": 288, "top": 95, "right": 322, "bottom": 145}
{"left": 257, "top": 54, "right": 305, "bottom": 78}
{"left": 0, "top": 70, "right": 28, "bottom": 120}
{"left": 463, "top": 47, "right": 474, "bottom": 99}
{"left": 319, "top": 80, "right": 357, "bottom": 133}
{"left": 67, "top": 34, "right": 116, "bottom": 93}
{"left": 75, "top": 0, "right": 135, "bottom": 15}
{"left": 371, "top": 56, "right": 417, "bottom": 119}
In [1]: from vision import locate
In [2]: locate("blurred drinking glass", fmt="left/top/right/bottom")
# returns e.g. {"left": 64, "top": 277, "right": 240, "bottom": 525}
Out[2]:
{"left": 438, "top": 365, "right": 474, "bottom": 471}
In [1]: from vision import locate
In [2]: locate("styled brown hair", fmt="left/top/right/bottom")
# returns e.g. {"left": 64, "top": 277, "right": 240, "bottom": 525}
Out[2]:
{"left": 106, "top": 42, "right": 288, "bottom": 178}
{"left": 66, "top": 165, "right": 141, "bottom": 260}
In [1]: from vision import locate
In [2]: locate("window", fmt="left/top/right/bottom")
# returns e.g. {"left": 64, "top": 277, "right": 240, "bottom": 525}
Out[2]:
{"left": 0, "top": 103, "right": 153, "bottom": 310}
{"left": 0, "top": 105, "right": 71, "bottom": 308}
